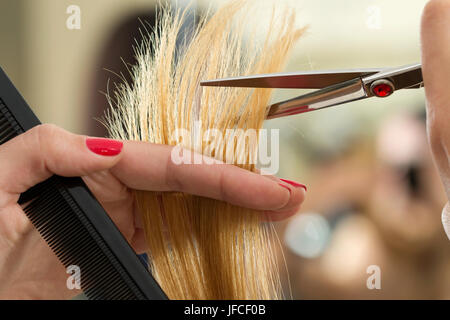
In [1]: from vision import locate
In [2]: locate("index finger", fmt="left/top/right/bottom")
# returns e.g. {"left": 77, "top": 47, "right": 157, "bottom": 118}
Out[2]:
{"left": 110, "top": 141, "right": 305, "bottom": 212}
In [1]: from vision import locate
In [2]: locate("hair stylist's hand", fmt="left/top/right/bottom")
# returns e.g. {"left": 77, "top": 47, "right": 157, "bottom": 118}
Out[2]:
{"left": 421, "top": 0, "right": 450, "bottom": 240}
{"left": 0, "top": 124, "right": 305, "bottom": 299}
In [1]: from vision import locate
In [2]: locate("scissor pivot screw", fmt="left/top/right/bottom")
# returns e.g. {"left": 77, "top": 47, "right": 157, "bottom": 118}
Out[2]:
{"left": 370, "top": 79, "right": 394, "bottom": 98}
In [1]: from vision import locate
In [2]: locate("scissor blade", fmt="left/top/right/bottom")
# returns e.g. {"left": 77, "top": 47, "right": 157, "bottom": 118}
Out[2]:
{"left": 200, "top": 68, "right": 384, "bottom": 89}
{"left": 266, "top": 78, "right": 368, "bottom": 119}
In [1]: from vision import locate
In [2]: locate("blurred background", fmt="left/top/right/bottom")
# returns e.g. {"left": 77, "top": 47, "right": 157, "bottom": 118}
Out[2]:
{"left": 1, "top": 0, "right": 449, "bottom": 299}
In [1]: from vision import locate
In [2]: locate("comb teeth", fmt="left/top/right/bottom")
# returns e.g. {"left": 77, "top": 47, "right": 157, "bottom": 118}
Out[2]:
{"left": 0, "top": 100, "right": 21, "bottom": 143}
{"left": 0, "top": 80, "right": 166, "bottom": 299}
{"left": 22, "top": 178, "right": 144, "bottom": 299}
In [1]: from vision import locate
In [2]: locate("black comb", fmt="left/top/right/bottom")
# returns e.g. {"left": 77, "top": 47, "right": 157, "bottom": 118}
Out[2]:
{"left": 0, "top": 67, "right": 167, "bottom": 300}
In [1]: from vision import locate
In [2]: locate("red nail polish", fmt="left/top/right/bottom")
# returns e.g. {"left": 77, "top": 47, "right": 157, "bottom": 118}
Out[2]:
{"left": 280, "top": 178, "right": 307, "bottom": 191}
{"left": 86, "top": 138, "right": 123, "bottom": 156}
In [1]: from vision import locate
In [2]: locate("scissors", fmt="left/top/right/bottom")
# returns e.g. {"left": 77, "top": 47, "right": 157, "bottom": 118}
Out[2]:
{"left": 200, "top": 63, "right": 423, "bottom": 119}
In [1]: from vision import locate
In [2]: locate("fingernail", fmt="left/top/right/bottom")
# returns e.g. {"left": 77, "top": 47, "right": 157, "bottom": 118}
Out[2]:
{"left": 86, "top": 138, "right": 123, "bottom": 156}
{"left": 279, "top": 183, "right": 292, "bottom": 193}
{"left": 280, "top": 178, "right": 307, "bottom": 191}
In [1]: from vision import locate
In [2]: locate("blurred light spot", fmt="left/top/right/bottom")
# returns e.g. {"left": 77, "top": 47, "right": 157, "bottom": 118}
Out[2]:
{"left": 377, "top": 113, "right": 426, "bottom": 166}
{"left": 284, "top": 212, "right": 331, "bottom": 258}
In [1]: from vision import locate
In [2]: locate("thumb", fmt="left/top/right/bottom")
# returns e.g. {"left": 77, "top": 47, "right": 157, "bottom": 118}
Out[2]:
{"left": 0, "top": 124, "right": 123, "bottom": 194}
